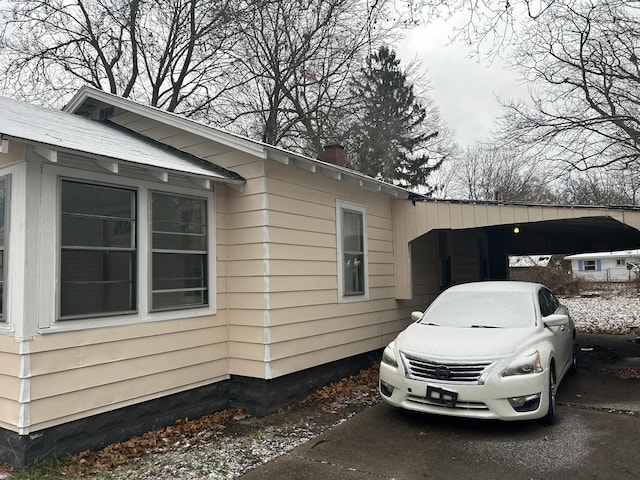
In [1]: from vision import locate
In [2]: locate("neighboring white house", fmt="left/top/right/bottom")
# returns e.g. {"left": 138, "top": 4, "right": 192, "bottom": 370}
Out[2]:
{"left": 565, "top": 250, "right": 640, "bottom": 282}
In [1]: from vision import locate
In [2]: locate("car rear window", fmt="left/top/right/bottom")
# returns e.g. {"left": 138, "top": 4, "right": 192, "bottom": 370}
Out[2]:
{"left": 421, "top": 291, "right": 536, "bottom": 328}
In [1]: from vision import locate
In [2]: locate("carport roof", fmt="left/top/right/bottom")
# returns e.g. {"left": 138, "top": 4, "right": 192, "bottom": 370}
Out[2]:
{"left": 498, "top": 215, "right": 640, "bottom": 255}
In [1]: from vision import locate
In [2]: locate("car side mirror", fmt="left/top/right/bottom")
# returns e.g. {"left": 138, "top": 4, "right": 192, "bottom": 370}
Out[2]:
{"left": 411, "top": 311, "right": 424, "bottom": 322}
{"left": 543, "top": 313, "right": 569, "bottom": 328}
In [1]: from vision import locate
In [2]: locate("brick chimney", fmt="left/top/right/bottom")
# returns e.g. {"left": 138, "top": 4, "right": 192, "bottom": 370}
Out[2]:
{"left": 323, "top": 144, "right": 345, "bottom": 167}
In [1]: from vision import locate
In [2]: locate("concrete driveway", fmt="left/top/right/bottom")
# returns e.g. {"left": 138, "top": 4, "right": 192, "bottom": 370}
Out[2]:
{"left": 239, "top": 333, "right": 640, "bottom": 480}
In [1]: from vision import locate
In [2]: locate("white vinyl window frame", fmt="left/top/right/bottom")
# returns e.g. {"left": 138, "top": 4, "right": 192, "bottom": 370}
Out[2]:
{"left": 336, "top": 200, "right": 369, "bottom": 303}
{"left": 36, "top": 165, "right": 216, "bottom": 333}
{"left": 150, "top": 191, "right": 209, "bottom": 312}
{"left": 59, "top": 179, "right": 138, "bottom": 320}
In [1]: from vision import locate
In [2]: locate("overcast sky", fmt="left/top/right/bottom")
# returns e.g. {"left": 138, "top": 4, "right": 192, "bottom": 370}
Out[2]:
{"left": 395, "top": 17, "right": 529, "bottom": 148}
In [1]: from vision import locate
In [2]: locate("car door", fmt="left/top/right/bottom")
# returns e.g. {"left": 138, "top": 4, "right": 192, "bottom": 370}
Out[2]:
{"left": 538, "top": 288, "right": 572, "bottom": 372}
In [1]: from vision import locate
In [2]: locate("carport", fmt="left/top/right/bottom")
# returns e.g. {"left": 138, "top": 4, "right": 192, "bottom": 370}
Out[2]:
{"left": 392, "top": 199, "right": 640, "bottom": 299}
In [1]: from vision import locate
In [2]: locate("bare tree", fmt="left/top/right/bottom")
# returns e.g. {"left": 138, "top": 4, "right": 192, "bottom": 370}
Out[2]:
{"left": 557, "top": 169, "right": 640, "bottom": 206}
{"left": 219, "top": 0, "right": 392, "bottom": 158}
{"left": 0, "top": 0, "right": 244, "bottom": 116}
{"left": 497, "top": 0, "right": 639, "bottom": 172}
{"left": 448, "top": 145, "right": 557, "bottom": 202}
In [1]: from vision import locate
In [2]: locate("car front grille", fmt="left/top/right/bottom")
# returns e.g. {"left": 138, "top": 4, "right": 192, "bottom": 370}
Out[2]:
{"left": 401, "top": 352, "right": 496, "bottom": 384}
{"left": 407, "top": 394, "right": 489, "bottom": 410}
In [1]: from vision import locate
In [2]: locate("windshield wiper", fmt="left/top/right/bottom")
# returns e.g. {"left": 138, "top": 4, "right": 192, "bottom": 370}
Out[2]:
{"left": 470, "top": 325, "right": 500, "bottom": 328}
{"left": 421, "top": 322, "right": 440, "bottom": 326}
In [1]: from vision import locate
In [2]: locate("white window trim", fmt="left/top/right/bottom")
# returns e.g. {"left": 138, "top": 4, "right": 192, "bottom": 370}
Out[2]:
{"left": 336, "top": 200, "right": 369, "bottom": 303}
{"left": 149, "top": 190, "right": 211, "bottom": 312}
{"left": 38, "top": 165, "right": 216, "bottom": 334}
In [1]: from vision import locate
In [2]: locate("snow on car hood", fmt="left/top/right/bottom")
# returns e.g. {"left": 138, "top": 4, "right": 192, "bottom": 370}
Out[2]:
{"left": 396, "top": 322, "right": 538, "bottom": 359}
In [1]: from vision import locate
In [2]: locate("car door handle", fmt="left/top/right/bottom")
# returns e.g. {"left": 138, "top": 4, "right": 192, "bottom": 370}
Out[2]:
{"left": 560, "top": 325, "right": 566, "bottom": 331}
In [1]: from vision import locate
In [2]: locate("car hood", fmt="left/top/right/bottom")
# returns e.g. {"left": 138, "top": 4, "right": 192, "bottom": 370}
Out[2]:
{"left": 396, "top": 323, "right": 538, "bottom": 359}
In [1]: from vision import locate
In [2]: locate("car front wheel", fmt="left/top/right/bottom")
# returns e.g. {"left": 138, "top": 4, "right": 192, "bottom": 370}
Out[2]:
{"left": 569, "top": 336, "right": 578, "bottom": 374}
{"left": 542, "top": 368, "right": 557, "bottom": 425}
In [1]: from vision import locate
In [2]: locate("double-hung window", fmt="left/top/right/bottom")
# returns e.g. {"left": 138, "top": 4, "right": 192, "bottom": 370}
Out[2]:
{"left": 151, "top": 192, "right": 208, "bottom": 310}
{"left": 60, "top": 180, "right": 137, "bottom": 318}
{"left": 337, "top": 201, "right": 368, "bottom": 302}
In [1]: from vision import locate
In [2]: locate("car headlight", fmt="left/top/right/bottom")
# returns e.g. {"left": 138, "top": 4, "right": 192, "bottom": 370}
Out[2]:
{"left": 502, "top": 350, "right": 543, "bottom": 377}
{"left": 381, "top": 345, "right": 398, "bottom": 369}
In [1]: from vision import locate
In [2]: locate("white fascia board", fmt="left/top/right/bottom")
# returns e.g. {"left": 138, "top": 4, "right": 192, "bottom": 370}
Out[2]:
{"left": 65, "top": 87, "right": 269, "bottom": 160}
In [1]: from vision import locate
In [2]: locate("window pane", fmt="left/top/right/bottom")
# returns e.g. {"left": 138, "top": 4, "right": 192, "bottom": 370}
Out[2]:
{"left": 0, "top": 177, "right": 5, "bottom": 321}
{"left": 151, "top": 192, "right": 208, "bottom": 310}
{"left": 62, "top": 181, "right": 134, "bottom": 218}
{"left": 61, "top": 181, "right": 135, "bottom": 248}
{"left": 62, "top": 215, "right": 133, "bottom": 248}
{"left": 342, "top": 210, "right": 363, "bottom": 253}
{"left": 153, "top": 253, "right": 206, "bottom": 290}
{"left": 153, "top": 290, "right": 207, "bottom": 309}
{"left": 60, "top": 181, "right": 137, "bottom": 319}
{"left": 152, "top": 232, "right": 206, "bottom": 251}
{"left": 343, "top": 253, "right": 364, "bottom": 295}
{"left": 60, "top": 250, "right": 135, "bottom": 317}
{"left": 0, "top": 178, "right": 5, "bottom": 249}
{"left": 0, "top": 253, "right": 4, "bottom": 321}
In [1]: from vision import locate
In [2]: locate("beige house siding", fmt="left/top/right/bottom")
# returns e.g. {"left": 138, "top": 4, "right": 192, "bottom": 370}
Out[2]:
{"left": 0, "top": 337, "right": 20, "bottom": 431}
{"left": 26, "top": 316, "right": 228, "bottom": 432}
{"left": 0, "top": 140, "right": 25, "bottom": 166}
{"left": 255, "top": 161, "right": 403, "bottom": 378}
{"left": 104, "top": 110, "right": 407, "bottom": 380}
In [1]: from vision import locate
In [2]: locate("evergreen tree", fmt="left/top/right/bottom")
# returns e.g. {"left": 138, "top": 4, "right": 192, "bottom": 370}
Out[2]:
{"left": 348, "top": 46, "right": 444, "bottom": 191}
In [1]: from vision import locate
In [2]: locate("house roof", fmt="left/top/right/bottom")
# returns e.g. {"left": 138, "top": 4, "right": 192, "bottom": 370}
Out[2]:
{"left": 0, "top": 95, "right": 244, "bottom": 186}
{"left": 564, "top": 249, "right": 640, "bottom": 260}
{"left": 64, "top": 86, "right": 418, "bottom": 200}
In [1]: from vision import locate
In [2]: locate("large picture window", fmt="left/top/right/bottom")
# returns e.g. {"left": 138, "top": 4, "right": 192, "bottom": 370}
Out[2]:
{"left": 337, "top": 201, "right": 368, "bottom": 302}
{"left": 151, "top": 192, "right": 208, "bottom": 310}
{"left": 60, "top": 180, "right": 136, "bottom": 318}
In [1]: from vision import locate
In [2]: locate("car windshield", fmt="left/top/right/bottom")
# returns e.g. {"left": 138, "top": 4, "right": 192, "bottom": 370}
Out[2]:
{"left": 420, "top": 291, "right": 537, "bottom": 328}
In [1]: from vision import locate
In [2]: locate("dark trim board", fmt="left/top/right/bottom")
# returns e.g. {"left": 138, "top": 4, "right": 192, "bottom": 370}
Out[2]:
{"left": 0, "top": 381, "right": 231, "bottom": 469}
{"left": 230, "top": 351, "right": 380, "bottom": 417}
{"left": 1, "top": 351, "right": 380, "bottom": 469}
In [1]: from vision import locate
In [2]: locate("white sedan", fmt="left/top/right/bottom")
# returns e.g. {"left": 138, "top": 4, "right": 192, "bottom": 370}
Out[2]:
{"left": 379, "top": 281, "right": 576, "bottom": 424}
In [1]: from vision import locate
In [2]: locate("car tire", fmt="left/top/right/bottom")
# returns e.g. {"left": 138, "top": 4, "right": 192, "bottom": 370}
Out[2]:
{"left": 569, "top": 336, "right": 578, "bottom": 375}
{"left": 542, "top": 368, "right": 557, "bottom": 426}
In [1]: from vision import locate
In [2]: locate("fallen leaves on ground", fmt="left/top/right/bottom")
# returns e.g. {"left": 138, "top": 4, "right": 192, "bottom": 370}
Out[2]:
{"left": 0, "top": 463, "right": 12, "bottom": 478}
{"left": 610, "top": 368, "right": 640, "bottom": 380}
{"left": 64, "top": 409, "right": 246, "bottom": 477}
{"left": 61, "top": 364, "right": 380, "bottom": 478}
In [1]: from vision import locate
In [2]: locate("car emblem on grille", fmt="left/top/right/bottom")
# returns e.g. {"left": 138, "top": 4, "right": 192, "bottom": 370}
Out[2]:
{"left": 434, "top": 366, "right": 452, "bottom": 379}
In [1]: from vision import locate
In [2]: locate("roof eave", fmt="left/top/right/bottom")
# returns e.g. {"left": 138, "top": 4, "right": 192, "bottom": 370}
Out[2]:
{"left": 65, "top": 87, "right": 269, "bottom": 160}
{"left": 65, "top": 87, "right": 417, "bottom": 201}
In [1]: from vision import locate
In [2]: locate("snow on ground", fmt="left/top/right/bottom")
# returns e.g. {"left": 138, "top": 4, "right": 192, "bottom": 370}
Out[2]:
{"left": 561, "top": 290, "right": 640, "bottom": 335}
